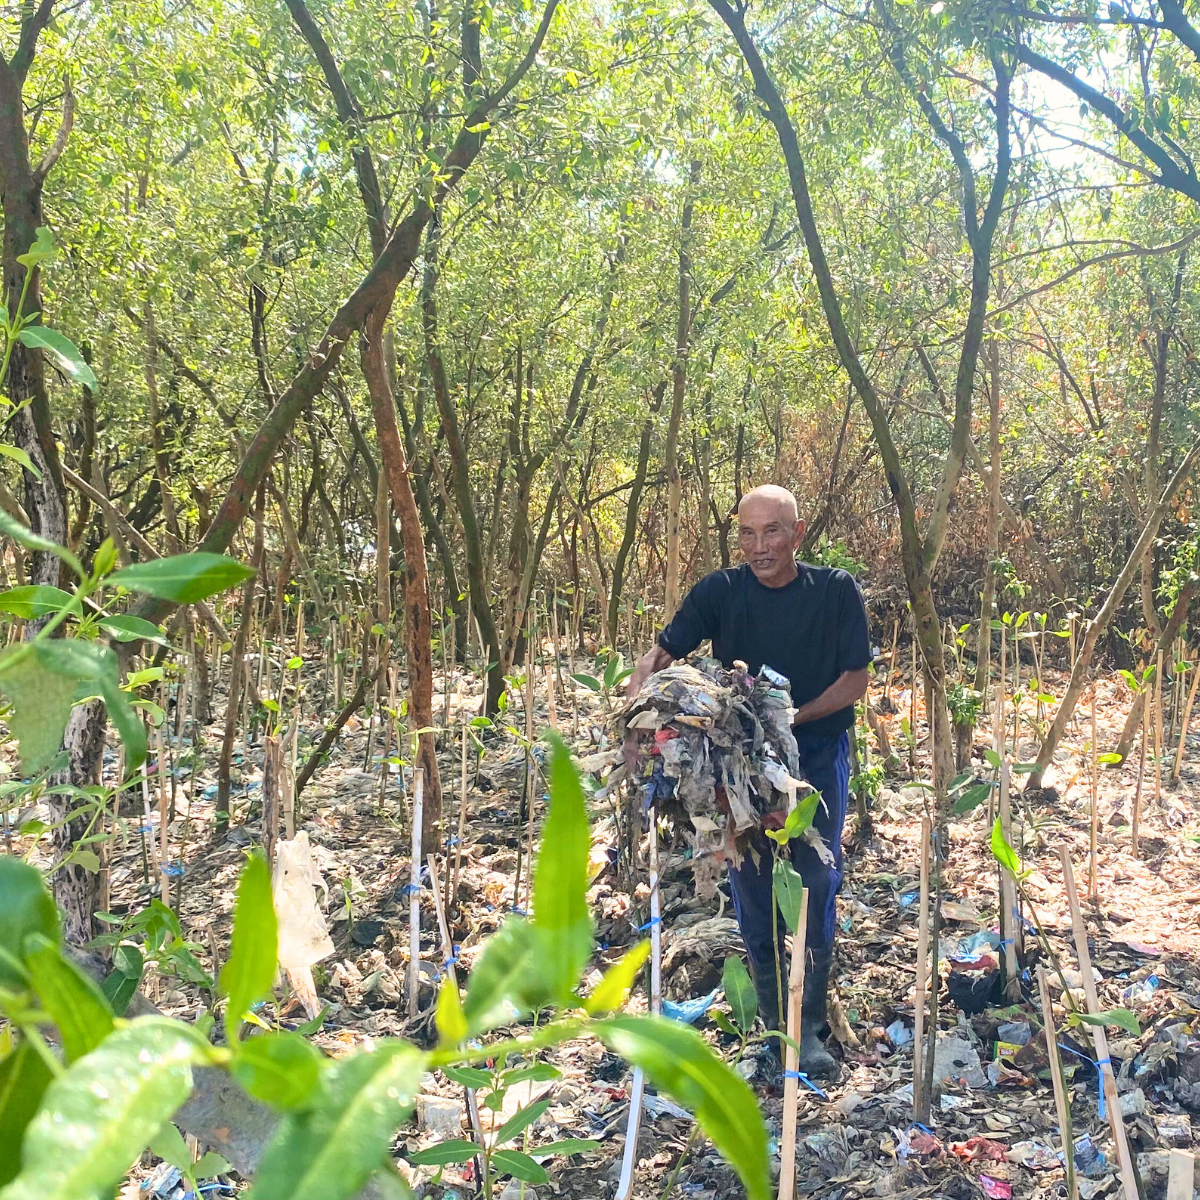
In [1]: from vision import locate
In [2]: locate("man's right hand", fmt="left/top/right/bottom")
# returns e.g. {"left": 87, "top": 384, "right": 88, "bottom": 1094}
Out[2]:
{"left": 624, "top": 644, "right": 674, "bottom": 698}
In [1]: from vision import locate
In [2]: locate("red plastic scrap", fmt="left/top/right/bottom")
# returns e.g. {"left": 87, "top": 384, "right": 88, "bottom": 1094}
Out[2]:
{"left": 908, "top": 1131, "right": 944, "bottom": 1158}
{"left": 951, "top": 1137, "right": 1009, "bottom": 1163}
{"left": 979, "top": 1175, "right": 1012, "bottom": 1199}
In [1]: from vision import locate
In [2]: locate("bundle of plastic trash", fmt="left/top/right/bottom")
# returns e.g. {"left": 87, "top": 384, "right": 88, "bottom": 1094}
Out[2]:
{"left": 597, "top": 658, "right": 811, "bottom": 895}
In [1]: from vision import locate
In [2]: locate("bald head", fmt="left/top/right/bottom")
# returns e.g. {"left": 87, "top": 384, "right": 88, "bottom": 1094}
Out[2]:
{"left": 737, "top": 485, "right": 805, "bottom": 588}
{"left": 738, "top": 484, "right": 799, "bottom": 523}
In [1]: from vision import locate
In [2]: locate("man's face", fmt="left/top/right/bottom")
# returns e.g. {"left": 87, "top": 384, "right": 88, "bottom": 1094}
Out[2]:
{"left": 737, "top": 498, "right": 804, "bottom": 586}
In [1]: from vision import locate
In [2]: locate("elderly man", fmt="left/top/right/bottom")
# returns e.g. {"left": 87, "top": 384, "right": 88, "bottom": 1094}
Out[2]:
{"left": 627, "top": 484, "right": 869, "bottom": 1079}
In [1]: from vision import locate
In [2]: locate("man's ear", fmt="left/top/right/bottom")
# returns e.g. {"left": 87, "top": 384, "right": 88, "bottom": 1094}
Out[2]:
{"left": 794, "top": 519, "right": 806, "bottom": 548}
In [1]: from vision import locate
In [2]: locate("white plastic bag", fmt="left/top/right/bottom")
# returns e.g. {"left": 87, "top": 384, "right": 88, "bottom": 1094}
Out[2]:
{"left": 272, "top": 832, "right": 334, "bottom": 1016}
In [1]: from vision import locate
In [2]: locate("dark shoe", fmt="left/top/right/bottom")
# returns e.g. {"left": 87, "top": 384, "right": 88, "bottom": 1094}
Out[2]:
{"left": 798, "top": 946, "right": 839, "bottom": 1081}
{"left": 751, "top": 963, "right": 783, "bottom": 1060}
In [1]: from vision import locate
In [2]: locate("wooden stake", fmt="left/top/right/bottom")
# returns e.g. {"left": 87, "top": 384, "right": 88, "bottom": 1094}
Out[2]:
{"left": 998, "top": 622, "right": 1007, "bottom": 759}
{"left": 1036, "top": 965, "right": 1077, "bottom": 1200}
{"left": 885, "top": 616, "right": 899, "bottom": 704}
{"left": 1173, "top": 648, "right": 1200, "bottom": 782}
{"left": 523, "top": 629, "right": 537, "bottom": 911}
{"left": 1089, "top": 693, "right": 1099, "bottom": 903}
{"left": 262, "top": 735, "right": 281, "bottom": 874}
{"left": 778, "top": 888, "right": 810, "bottom": 1200}
{"left": 1058, "top": 847, "right": 1140, "bottom": 1200}
{"left": 1167, "top": 1150, "right": 1195, "bottom": 1200}
{"left": 913, "top": 816, "right": 931, "bottom": 1123}
{"left": 155, "top": 715, "right": 170, "bottom": 905}
{"left": 408, "top": 768, "right": 424, "bottom": 1019}
{"left": 1133, "top": 688, "right": 1148, "bottom": 857}
{"left": 909, "top": 633, "right": 917, "bottom": 768}
{"left": 1154, "top": 648, "right": 1164, "bottom": 807}
{"left": 450, "top": 721, "right": 469, "bottom": 916}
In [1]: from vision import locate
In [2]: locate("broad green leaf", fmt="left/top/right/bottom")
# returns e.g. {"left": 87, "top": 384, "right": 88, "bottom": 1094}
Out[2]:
{"left": 442, "top": 1065, "right": 491, "bottom": 1089}
{"left": 492, "top": 1149, "right": 549, "bottom": 1183}
{"left": 0, "top": 1018, "right": 206, "bottom": 1200}
{"left": 983, "top": 748, "right": 1002, "bottom": 769}
{"left": 0, "top": 586, "right": 71, "bottom": 620}
{"left": 107, "top": 552, "right": 255, "bottom": 604}
{"left": 531, "top": 735, "right": 593, "bottom": 1000}
{"left": 124, "top": 666, "right": 164, "bottom": 689}
{"left": 952, "top": 782, "right": 993, "bottom": 814}
{"left": 461, "top": 916, "right": 547, "bottom": 1033}
{"left": 722, "top": 956, "right": 757, "bottom": 1034}
{"left": 97, "top": 614, "right": 170, "bottom": 647}
{"left": 493, "top": 1098, "right": 551, "bottom": 1146}
{"left": 15, "top": 227, "right": 56, "bottom": 269}
{"left": 1068, "top": 1008, "right": 1142, "bottom": 1036}
{"left": 603, "top": 653, "right": 624, "bottom": 689}
{"left": 1097, "top": 752, "right": 1123, "bottom": 765}
{"left": 771, "top": 858, "right": 806, "bottom": 933}
{"left": 100, "top": 944, "right": 144, "bottom": 1017}
{"left": 502, "top": 1064, "right": 560, "bottom": 1087}
{"left": 148, "top": 1120, "right": 192, "bottom": 1172}
{"left": 585, "top": 941, "right": 650, "bottom": 1014}
{"left": 0, "top": 1041, "right": 53, "bottom": 1186}
{"left": 0, "top": 509, "right": 83, "bottom": 581}
{"left": 570, "top": 673, "right": 602, "bottom": 691}
{"left": 286, "top": 656, "right": 303, "bottom": 669}
{"left": 406, "top": 1139, "right": 480, "bottom": 1166}
{"left": 192, "top": 1152, "right": 232, "bottom": 1179}
{"left": 533, "top": 1138, "right": 600, "bottom": 1157}
{"left": 785, "top": 792, "right": 819, "bottom": 838}
{"left": 1117, "top": 669, "right": 1138, "bottom": 691}
{"left": 0, "top": 856, "right": 59, "bottom": 988}
{"left": 17, "top": 326, "right": 98, "bottom": 389}
{"left": 709, "top": 1010, "right": 740, "bottom": 1037}
{"left": 435, "top": 976, "right": 468, "bottom": 1047}
{"left": 219, "top": 852, "right": 277, "bottom": 1044}
{"left": 232, "top": 1032, "right": 323, "bottom": 1111}
{"left": 23, "top": 934, "right": 113, "bottom": 1062}
{"left": 245, "top": 1040, "right": 426, "bottom": 1200}
{"left": 595, "top": 1015, "right": 770, "bottom": 1200}
{"left": 990, "top": 817, "right": 1021, "bottom": 878}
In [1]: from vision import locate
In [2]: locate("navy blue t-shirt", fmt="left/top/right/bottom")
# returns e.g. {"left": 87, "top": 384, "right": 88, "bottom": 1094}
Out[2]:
{"left": 657, "top": 562, "right": 870, "bottom": 738}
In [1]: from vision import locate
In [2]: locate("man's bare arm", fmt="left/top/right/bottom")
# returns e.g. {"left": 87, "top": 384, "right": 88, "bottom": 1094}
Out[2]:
{"left": 625, "top": 644, "right": 674, "bottom": 697}
{"left": 792, "top": 668, "right": 869, "bottom": 727}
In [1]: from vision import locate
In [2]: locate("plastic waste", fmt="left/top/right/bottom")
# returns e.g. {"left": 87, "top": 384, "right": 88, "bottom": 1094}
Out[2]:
{"left": 1007, "top": 1140, "right": 1061, "bottom": 1170}
{"left": 1072, "top": 1134, "right": 1109, "bottom": 1177}
{"left": 886, "top": 1018, "right": 913, "bottom": 1047}
{"left": 979, "top": 1176, "right": 1012, "bottom": 1199}
{"left": 273, "top": 832, "right": 334, "bottom": 1018}
{"left": 996, "top": 1020, "right": 1032, "bottom": 1046}
{"left": 661, "top": 986, "right": 721, "bottom": 1025}
{"left": 932, "top": 1033, "right": 988, "bottom": 1088}
{"left": 1122, "top": 974, "right": 1161, "bottom": 1005}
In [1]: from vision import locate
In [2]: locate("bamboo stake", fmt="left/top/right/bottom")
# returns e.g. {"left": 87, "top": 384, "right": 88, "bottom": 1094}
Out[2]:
{"left": 909, "top": 633, "right": 918, "bottom": 768}
{"left": 885, "top": 617, "right": 899, "bottom": 704}
{"left": 614, "top": 814, "right": 662, "bottom": 1200}
{"left": 1089, "top": 692, "right": 1099, "bottom": 902}
{"left": 1133, "top": 688, "right": 1148, "bottom": 857}
{"left": 523, "top": 618, "right": 537, "bottom": 911}
{"left": 998, "top": 622, "right": 1007, "bottom": 759}
{"left": 1167, "top": 1151, "right": 1195, "bottom": 1200}
{"left": 912, "top": 815, "right": 931, "bottom": 1123}
{"left": 1173, "top": 649, "right": 1200, "bottom": 782}
{"left": 142, "top": 774, "right": 158, "bottom": 885}
{"left": 450, "top": 721, "right": 469, "bottom": 916}
{"left": 408, "top": 768, "right": 424, "bottom": 1019}
{"left": 1036, "top": 965, "right": 1077, "bottom": 1200}
{"left": 999, "top": 758, "right": 1021, "bottom": 998}
{"left": 778, "top": 888, "right": 810, "bottom": 1200}
{"left": 155, "top": 715, "right": 170, "bottom": 904}
{"left": 1154, "top": 648, "right": 1164, "bottom": 807}
{"left": 1059, "top": 847, "right": 1139, "bottom": 1200}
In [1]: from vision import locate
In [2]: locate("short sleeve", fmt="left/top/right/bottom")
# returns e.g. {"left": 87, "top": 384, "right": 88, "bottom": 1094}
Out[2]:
{"left": 658, "top": 572, "right": 722, "bottom": 660}
{"left": 836, "top": 572, "right": 871, "bottom": 673}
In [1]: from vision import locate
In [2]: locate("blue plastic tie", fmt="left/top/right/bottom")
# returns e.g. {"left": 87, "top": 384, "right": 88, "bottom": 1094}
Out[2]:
{"left": 1058, "top": 1042, "right": 1110, "bottom": 1118}
{"left": 638, "top": 916, "right": 662, "bottom": 931}
{"left": 399, "top": 882, "right": 422, "bottom": 898}
{"left": 511, "top": 906, "right": 527, "bottom": 916}
{"left": 783, "top": 1070, "right": 829, "bottom": 1100}
{"left": 161, "top": 862, "right": 186, "bottom": 878}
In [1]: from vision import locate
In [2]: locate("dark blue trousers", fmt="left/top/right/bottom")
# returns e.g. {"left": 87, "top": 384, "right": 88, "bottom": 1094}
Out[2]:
{"left": 729, "top": 730, "right": 850, "bottom": 968}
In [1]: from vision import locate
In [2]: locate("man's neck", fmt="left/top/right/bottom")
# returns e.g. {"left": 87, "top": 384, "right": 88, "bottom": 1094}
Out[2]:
{"left": 751, "top": 559, "right": 800, "bottom": 589}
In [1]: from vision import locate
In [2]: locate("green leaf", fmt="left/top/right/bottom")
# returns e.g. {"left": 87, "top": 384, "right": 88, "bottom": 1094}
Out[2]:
{"left": 17, "top": 326, "right": 97, "bottom": 389}
{"left": 0, "top": 585, "right": 73, "bottom": 620}
{"left": 0, "top": 444, "right": 36, "bottom": 477}
{"left": 292, "top": 1006, "right": 330, "bottom": 1036}
{"left": 952, "top": 782, "right": 993, "bottom": 814}
{"left": 100, "top": 945, "right": 144, "bottom": 1017}
{"left": 784, "top": 792, "right": 819, "bottom": 838}
{"left": 585, "top": 941, "right": 650, "bottom": 1014}
{"left": 493, "top": 1098, "right": 551, "bottom": 1146}
{"left": 406, "top": 1139, "right": 480, "bottom": 1166}
{"left": 15, "top": 226, "right": 56, "bottom": 269}
{"left": 149, "top": 1120, "right": 193, "bottom": 1172}
{"left": 1097, "top": 752, "right": 1123, "bottom": 765}
{"left": 492, "top": 1149, "right": 549, "bottom": 1184}
{"left": 983, "top": 748, "right": 1002, "bottom": 769}
{"left": 533, "top": 1138, "right": 600, "bottom": 1157}
{"left": 0, "top": 509, "right": 83, "bottom": 581}
{"left": 192, "top": 1151, "right": 232, "bottom": 1179}
{"left": 287, "top": 656, "right": 303, "bottom": 669}
{"left": 124, "top": 667, "right": 164, "bottom": 689}
{"left": 501, "top": 1064, "right": 560, "bottom": 1087}
{"left": 435, "top": 976, "right": 467, "bottom": 1047}
{"left": 23, "top": 934, "right": 114, "bottom": 1063}
{"left": 245, "top": 1041, "right": 426, "bottom": 1200}
{"left": 107, "top": 552, "right": 255, "bottom": 604}
{"left": 441, "top": 1066, "right": 491, "bottom": 1089}
{"left": 0, "top": 1040, "right": 53, "bottom": 1186}
{"left": 232, "top": 1032, "right": 323, "bottom": 1111}
{"left": 990, "top": 817, "right": 1021, "bottom": 878}
{"left": 595, "top": 1015, "right": 769, "bottom": 1200}
{"left": 771, "top": 858, "right": 806, "bottom": 933}
{"left": 603, "top": 654, "right": 624, "bottom": 690}
{"left": 0, "top": 855, "right": 59, "bottom": 988}
{"left": 570, "top": 673, "right": 602, "bottom": 692}
{"left": 461, "top": 917, "right": 546, "bottom": 1034}
{"left": 722, "top": 956, "right": 757, "bottom": 1034}
{"left": 709, "top": 1010, "right": 740, "bottom": 1037}
{"left": 219, "top": 852, "right": 277, "bottom": 1044}
{"left": 1068, "top": 1008, "right": 1142, "bottom": 1036}
{"left": 97, "top": 614, "right": 170, "bottom": 647}
{"left": 0, "top": 1018, "right": 206, "bottom": 1200}
{"left": 531, "top": 735, "right": 593, "bottom": 1001}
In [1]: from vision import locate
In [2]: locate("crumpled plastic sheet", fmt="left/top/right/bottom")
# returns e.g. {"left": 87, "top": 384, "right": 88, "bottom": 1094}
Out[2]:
{"left": 613, "top": 659, "right": 813, "bottom": 896}
{"left": 273, "top": 831, "right": 334, "bottom": 1017}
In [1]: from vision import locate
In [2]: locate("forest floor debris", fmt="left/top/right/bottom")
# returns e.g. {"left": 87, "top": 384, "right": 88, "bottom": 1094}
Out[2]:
{"left": 17, "top": 658, "right": 1200, "bottom": 1199}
